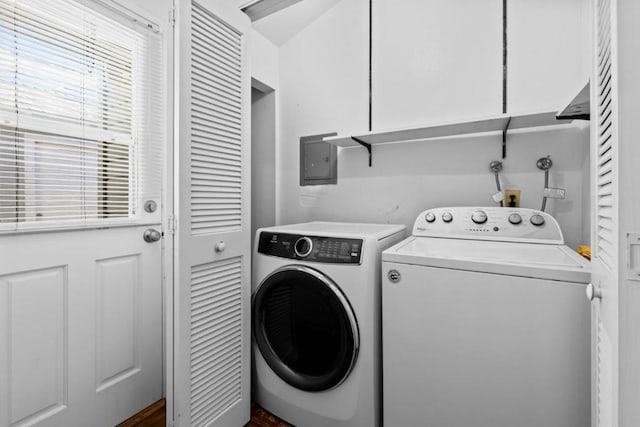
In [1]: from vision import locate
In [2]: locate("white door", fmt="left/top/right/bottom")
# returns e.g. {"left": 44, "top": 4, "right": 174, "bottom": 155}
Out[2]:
{"left": 590, "top": 1, "right": 618, "bottom": 425}
{"left": 0, "top": 227, "right": 163, "bottom": 427}
{"left": 590, "top": 0, "right": 640, "bottom": 426}
{"left": 173, "top": 1, "right": 251, "bottom": 426}
{"left": 0, "top": 1, "right": 166, "bottom": 425}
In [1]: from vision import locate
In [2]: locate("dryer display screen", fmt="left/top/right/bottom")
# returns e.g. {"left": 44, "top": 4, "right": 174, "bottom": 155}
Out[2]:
{"left": 258, "top": 232, "right": 363, "bottom": 264}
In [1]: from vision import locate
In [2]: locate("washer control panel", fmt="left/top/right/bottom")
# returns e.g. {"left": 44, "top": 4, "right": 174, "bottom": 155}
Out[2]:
{"left": 258, "top": 232, "right": 363, "bottom": 263}
{"left": 412, "top": 207, "right": 564, "bottom": 244}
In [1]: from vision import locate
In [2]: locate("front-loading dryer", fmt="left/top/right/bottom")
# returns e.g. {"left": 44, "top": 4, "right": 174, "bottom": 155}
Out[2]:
{"left": 252, "top": 222, "right": 405, "bottom": 427}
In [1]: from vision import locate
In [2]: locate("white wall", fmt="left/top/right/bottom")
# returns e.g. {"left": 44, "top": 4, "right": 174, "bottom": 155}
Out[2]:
{"left": 251, "top": 29, "right": 280, "bottom": 88}
{"left": 252, "top": 89, "right": 277, "bottom": 244}
{"left": 250, "top": 30, "right": 279, "bottom": 243}
{"left": 277, "top": 0, "right": 591, "bottom": 248}
{"left": 131, "top": 0, "right": 172, "bottom": 22}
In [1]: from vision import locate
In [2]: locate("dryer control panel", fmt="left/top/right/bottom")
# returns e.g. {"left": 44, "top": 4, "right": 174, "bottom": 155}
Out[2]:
{"left": 258, "top": 232, "right": 363, "bottom": 264}
{"left": 412, "top": 207, "right": 564, "bottom": 244}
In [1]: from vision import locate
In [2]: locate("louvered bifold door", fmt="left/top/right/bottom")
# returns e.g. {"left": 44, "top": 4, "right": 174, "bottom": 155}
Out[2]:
{"left": 590, "top": 0, "right": 619, "bottom": 426}
{"left": 174, "top": 1, "right": 251, "bottom": 426}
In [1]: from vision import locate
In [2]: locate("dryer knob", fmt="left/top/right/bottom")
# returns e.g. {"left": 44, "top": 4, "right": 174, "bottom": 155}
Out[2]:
{"left": 425, "top": 212, "right": 436, "bottom": 223}
{"left": 294, "top": 237, "right": 313, "bottom": 257}
{"left": 530, "top": 214, "right": 545, "bottom": 226}
{"left": 442, "top": 212, "right": 453, "bottom": 223}
{"left": 471, "top": 210, "right": 488, "bottom": 224}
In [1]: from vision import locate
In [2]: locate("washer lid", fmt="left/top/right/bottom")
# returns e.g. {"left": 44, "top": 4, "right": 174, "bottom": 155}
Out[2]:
{"left": 383, "top": 237, "right": 590, "bottom": 283}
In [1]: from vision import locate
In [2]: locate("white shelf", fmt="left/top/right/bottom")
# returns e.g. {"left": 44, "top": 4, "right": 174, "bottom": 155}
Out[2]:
{"left": 322, "top": 111, "right": 574, "bottom": 147}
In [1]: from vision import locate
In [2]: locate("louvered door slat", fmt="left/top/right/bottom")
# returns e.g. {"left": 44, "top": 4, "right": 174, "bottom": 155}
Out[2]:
{"left": 192, "top": 121, "right": 242, "bottom": 141}
{"left": 191, "top": 147, "right": 241, "bottom": 163}
{"left": 191, "top": 72, "right": 242, "bottom": 104}
{"left": 191, "top": 319, "right": 241, "bottom": 355}
{"left": 595, "top": 0, "right": 616, "bottom": 270}
{"left": 191, "top": 161, "right": 241, "bottom": 174}
{"left": 189, "top": 257, "right": 243, "bottom": 426}
{"left": 191, "top": 33, "right": 241, "bottom": 66}
{"left": 190, "top": 1, "right": 243, "bottom": 236}
{"left": 191, "top": 103, "right": 242, "bottom": 128}
{"left": 191, "top": 15, "right": 241, "bottom": 51}
{"left": 192, "top": 140, "right": 241, "bottom": 157}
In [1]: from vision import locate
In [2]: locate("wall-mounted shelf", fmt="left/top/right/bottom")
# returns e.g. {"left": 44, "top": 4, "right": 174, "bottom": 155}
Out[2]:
{"left": 321, "top": 111, "right": 575, "bottom": 166}
{"left": 323, "top": 111, "right": 573, "bottom": 148}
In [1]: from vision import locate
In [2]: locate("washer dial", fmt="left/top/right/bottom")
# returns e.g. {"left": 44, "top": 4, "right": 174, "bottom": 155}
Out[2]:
{"left": 508, "top": 213, "right": 522, "bottom": 225}
{"left": 471, "top": 210, "right": 488, "bottom": 224}
{"left": 294, "top": 237, "right": 313, "bottom": 257}
{"left": 530, "top": 214, "right": 545, "bottom": 226}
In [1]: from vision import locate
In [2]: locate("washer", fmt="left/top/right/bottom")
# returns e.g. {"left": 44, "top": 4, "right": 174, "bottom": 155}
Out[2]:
{"left": 252, "top": 222, "right": 405, "bottom": 427}
{"left": 382, "top": 207, "right": 591, "bottom": 427}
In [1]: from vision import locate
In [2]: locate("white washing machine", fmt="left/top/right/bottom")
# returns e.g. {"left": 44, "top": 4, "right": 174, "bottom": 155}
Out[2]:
{"left": 252, "top": 222, "right": 405, "bottom": 427}
{"left": 382, "top": 207, "right": 591, "bottom": 427}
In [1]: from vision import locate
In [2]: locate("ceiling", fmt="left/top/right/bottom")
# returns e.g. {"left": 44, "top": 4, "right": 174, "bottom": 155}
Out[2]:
{"left": 249, "top": 0, "right": 341, "bottom": 46}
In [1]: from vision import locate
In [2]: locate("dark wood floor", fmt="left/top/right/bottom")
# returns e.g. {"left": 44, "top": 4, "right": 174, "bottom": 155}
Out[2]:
{"left": 245, "top": 404, "right": 292, "bottom": 427}
{"left": 117, "top": 399, "right": 292, "bottom": 427}
{"left": 117, "top": 399, "right": 166, "bottom": 427}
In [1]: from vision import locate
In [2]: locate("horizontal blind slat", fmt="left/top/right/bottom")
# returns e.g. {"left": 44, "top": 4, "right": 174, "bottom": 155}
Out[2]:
{"left": 0, "top": 0, "right": 164, "bottom": 229}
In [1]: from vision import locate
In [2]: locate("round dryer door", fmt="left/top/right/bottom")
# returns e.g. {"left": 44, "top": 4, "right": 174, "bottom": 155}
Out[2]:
{"left": 252, "top": 265, "right": 359, "bottom": 392}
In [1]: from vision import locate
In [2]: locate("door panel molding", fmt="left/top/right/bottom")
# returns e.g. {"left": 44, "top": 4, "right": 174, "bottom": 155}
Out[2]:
{"left": 95, "top": 254, "right": 142, "bottom": 393}
{"left": 0, "top": 267, "right": 68, "bottom": 426}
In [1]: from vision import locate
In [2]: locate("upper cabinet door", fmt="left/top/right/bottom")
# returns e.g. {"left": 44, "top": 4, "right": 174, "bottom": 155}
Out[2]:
{"left": 373, "top": 0, "right": 591, "bottom": 129}
{"left": 508, "top": 0, "right": 591, "bottom": 114}
{"left": 373, "top": 0, "right": 503, "bottom": 129}
{"left": 174, "top": 1, "right": 251, "bottom": 426}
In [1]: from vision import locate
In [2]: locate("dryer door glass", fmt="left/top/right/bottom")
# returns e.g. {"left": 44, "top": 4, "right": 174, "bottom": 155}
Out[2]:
{"left": 252, "top": 265, "right": 359, "bottom": 391}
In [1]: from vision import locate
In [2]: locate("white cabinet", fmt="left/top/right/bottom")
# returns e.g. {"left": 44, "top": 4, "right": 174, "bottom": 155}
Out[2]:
{"left": 371, "top": 0, "right": 590, "bottom": 129}
{"left": 508, "top": 0, "right": 591, "bottom": 113}
{"left": 372, "top": 0, "right": 503, "bottom": 130}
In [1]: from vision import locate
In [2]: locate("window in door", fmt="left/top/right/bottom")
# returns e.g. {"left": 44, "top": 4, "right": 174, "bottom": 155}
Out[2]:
{"left": 0, "top": 0, "right": 163, "bottom": 231}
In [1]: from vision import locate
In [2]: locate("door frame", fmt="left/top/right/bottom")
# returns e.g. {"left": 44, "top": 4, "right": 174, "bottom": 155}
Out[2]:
{"left": 115, "top": 1, "right": 176, "bottom": 423}
{"left": 112, "top": 0, "right": 177, "bottom": 423}
{"left": 163, "top": 2, "right": 176, "bottom": 425}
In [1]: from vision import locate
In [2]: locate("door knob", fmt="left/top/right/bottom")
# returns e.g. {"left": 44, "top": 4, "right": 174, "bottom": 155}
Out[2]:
{"left": 143, "top": 228, "right": 162, "bottom": 243}
{"left": 214, "top": 241, "right": 226, "bottom": 252}
{"left": 586, "top": 283, "right": 602, "bottom": 301}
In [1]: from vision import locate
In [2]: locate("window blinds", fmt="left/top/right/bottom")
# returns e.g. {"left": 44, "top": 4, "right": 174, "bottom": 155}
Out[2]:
{"left": 0, "top": 0, "right": 164, "bottom": 230}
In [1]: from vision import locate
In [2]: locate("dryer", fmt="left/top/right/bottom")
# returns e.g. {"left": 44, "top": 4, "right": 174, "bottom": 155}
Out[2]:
{"left": 252, "top": 222, "right": 405, "bottom": 427}
{"left": 382, "top": 207, "right": 590, "bottom": 427}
